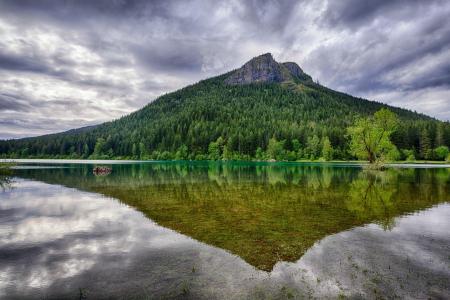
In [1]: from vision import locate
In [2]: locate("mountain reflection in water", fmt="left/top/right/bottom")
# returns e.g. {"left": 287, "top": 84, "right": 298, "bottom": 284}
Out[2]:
{"left": 0, "top": 162, "right": 449, "bottom": 299}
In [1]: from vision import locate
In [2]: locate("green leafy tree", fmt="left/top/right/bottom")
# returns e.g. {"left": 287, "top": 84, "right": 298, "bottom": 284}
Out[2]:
{"left": 267, "top": 138, "right": 286, "bottom": 160}
{"left": 306, "top": 135, "right": 320, "bottom": 160}
{"left": 321, "top": 136, "right": 333, "bottom": 161}
{"left": 401, "top": 149, "right": 415, "bottom": 161}
{"left": 208, "top": 141, "right": 221, "bottom": 160}
{"left": 347, "top": 108, "right": 398, "bottom": 163}
{"left": 386, "top": 146, "right": 400, "bottom": 161}
{"left": 1, "top": 72, "right": 449, "bottom": 161}
{"left": 222, "top": 146, "right": 232, "bottom": 160}
{"left": 92, "top": 138, "right": 106, "bottom": 157}
{"left": 175, "top": 145, "right": 188, "bottom": 160}
{"left": 434, "top": 146, "right": 449, "bottom": 161}
{"left": 348, "top": 108, "right": 398, "bottom": 163}
{"left": 255, "top": 147, "right": 265, "bottom": 160}
{"left": 139, "top": 142, "right": 148, "bottom": 159}
{"left": 292, "top": 139, "right": 301, "bottom": 152}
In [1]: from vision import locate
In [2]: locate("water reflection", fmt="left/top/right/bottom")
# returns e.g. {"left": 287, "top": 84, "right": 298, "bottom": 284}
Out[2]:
{"left": 0, "top": 168, "right": 13, "bottom": 192}
{"left": 0, "top": 173, "right": 449, "bottom": 299}
{"left": 8, "top": 163, "right": 450, "bottom": 272}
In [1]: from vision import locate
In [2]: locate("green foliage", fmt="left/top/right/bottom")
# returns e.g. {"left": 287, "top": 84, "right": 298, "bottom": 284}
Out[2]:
{"left": 82, "top": 143, "right": 90, "bottom": 158}
{"left": 321, "top": 136, "right": 333, "bottom": 161}
{"left": 434, "top": 146, "right": 449, "bottom": 161}
{"left": 175, "top": 145, "right": 188, "bottom": 160}
{"left": 420, "top": 129, "right": 432, "bottom": 160}
{"left": 90, "top": 138, "right": 109, "bottom": 159}
{"left": 386, "top": 145, "right": 401, "bottom": 161}
{"left": 401, "top": 149, "right": 415, "bottom": 161}
{"left": 348, "top": 108, "right": 399, "bottom": 163}
{"left": 255, "top": 147, "right": 265, "bottom": 160}
{"left": 139, "top": 142, "right": 148, "bottom": 159}
{"left": 15, "top": 162, "right": 450, "bottom": 270}
{"left": 267, "top": 138, "right": 286, "bottom": 160}
{"left": 0, "top": 74, "right": 448, "bottom": 161}
{"left": 208, "top": 141, "right": 221, "bottom": 160}
{"left": 305, "top": 135, "right": 320, "bottom": 160}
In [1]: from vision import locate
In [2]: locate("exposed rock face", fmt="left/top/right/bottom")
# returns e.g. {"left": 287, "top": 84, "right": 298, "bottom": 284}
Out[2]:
{"left": 282, "top": 62, "right": 304, "bottom": 78}
{"left": 224, "top": 53, "right": 287, "bottom": 84}
{"left": 282, "top": 62, "right": 313, "bottom": 82}
{"left": 225, "top": 53, "right": 312, "bottom": 85}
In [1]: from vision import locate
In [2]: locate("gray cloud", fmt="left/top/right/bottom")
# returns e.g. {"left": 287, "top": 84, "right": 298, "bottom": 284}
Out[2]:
{"left": 320, "top": 0, "right": 445, "bottom": 29}
{"left": 0, "top": 93, "right": 31, "bottom": 112}
{"left": 0, "top": 0, "right": 449, "bottom": 139}
{"left": 130, "top": 40, "right": 205, "bottom": 73}
{"left": 0, "top": 51, "right": 53, "bottom": 74}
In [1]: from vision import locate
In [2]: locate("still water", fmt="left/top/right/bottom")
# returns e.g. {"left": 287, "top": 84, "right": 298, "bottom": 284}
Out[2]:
{"left": 0, "top": 161, "right": 449, "bottom": 299}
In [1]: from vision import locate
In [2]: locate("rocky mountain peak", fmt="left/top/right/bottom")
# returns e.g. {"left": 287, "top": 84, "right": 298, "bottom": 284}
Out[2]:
{"left": 225, "top": 53, "right": 312, "bottom": 85}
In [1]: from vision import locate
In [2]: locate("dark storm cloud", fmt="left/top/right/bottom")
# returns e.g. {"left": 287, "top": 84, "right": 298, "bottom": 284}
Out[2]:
{"left": 320, "top": 0, "right": 445, "bottom": 28}
{"left": 306, "top": 0, "right": 450, "bottom": 116}
{"left": 0, "top": 0, "right": 170, "bottom": 24}
{"left": 0, "top": 51, "right": 53, "bottom": 74}
{"left": 131, "top": 40, "right": 205, "bottom": 73}
{"left": 238, "top": 0, "right": 301, "bottom": 33}
{"left": 0, "top": 93, "right": 31, "bottom": 112}
{"left": 0, "top": 0, "right": 449, "bottom": 139}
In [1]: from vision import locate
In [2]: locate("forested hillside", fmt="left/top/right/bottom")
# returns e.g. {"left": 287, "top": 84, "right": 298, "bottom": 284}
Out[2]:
{"left": 1, "top": 54, "right": 449, "bottom": 161}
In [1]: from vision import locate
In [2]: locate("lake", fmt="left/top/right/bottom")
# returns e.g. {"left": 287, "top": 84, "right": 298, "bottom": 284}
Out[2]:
{"left": 0, "top": 160, "right": 449, "bottom": 299}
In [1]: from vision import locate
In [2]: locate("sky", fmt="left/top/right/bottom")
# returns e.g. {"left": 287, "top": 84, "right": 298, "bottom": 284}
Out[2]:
{"left": 0, "top": 0, "right": 449, "bottom": 139}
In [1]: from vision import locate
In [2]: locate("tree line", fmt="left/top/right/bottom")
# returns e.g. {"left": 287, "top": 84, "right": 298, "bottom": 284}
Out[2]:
{"left": 1, "top": 75, "right": 449, "bottom": 162}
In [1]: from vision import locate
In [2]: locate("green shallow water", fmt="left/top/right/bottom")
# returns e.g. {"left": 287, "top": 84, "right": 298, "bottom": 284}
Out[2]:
{"left": 0, "top": 161, "right": 449, "bottom": 299}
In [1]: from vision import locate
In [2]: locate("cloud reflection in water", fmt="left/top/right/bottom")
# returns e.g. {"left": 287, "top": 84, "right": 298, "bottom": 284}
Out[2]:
{"left": 0, "top": 178, "right": 448, "bottom": 299}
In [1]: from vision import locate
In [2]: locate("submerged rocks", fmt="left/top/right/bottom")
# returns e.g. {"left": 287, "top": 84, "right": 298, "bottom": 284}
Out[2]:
{"left": 93, "top": 166, "right": 111, "bottom": 175}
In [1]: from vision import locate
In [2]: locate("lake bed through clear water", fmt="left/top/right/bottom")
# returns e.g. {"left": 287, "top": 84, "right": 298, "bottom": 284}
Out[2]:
{"left": 0, "top": 160, "right": 449, "bottom": 299}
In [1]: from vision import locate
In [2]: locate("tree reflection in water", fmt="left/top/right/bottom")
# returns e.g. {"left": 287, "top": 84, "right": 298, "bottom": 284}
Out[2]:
{"left": 9, "top": 162, "right": 450, "bottom": 271}
{"left": 0, "top": 168, "right": 13, "bottom": 192}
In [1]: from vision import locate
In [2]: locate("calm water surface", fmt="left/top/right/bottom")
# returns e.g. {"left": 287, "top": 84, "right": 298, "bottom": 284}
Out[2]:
{"left": 0, "top": 161, "right": 449, "bottom": 299}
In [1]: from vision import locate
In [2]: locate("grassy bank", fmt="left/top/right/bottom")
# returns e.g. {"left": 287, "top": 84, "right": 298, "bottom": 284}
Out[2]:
{"left": 0, "top": 162, "right": 16, "bottom": 169}
{"left": 2, "top": 158, "right": 450, "bottom": 166}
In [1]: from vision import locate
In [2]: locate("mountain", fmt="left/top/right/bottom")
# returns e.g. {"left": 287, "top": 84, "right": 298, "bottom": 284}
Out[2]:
{"left": 224, "top": 53, "right": 312, "bottom": 85}
{"left": 1, "top": 53, "right": 449, "bottom": 160}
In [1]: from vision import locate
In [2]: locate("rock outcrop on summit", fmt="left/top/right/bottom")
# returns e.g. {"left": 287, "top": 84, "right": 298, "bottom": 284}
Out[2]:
{"left": 224, "top": 53, "right": 312, "bottom": 85}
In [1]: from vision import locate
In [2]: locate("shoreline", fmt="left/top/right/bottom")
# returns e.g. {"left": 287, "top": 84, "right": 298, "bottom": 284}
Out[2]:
{"left": 2, "top": 158, "right": 450, "bottom": 168}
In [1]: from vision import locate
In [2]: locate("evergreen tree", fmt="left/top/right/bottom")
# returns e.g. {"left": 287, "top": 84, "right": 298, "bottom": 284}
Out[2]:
{"left": 82, "top": 143, "right": 90, "bottom": 158}
{"left": 435, "top": 123, "right": 444, "bottom": 146}
{"left": 139, "top": 142, "right": 148, "bottom": 159}
{"left": 0, "top": 72, "right": 447, "bottom": 161}
{"left": 175, "top": 145, "right": 188, "bottom": 160}
{"left": 420, "top": 129, "right": 432, "bottom": 160}
{"left": 321, "top": 136, "right": 333, "bottom": 161}
{"left": 208, "top": 141, "right": 221, "bottom": 160}
{"left": 306, "top": 135, "right": 320, "bottom": 160}
{"left": 132, "top": 143, "right": 138, "bottom": 158}
{"left": 92, "top": 138, "right": 106, "bottom": 157}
